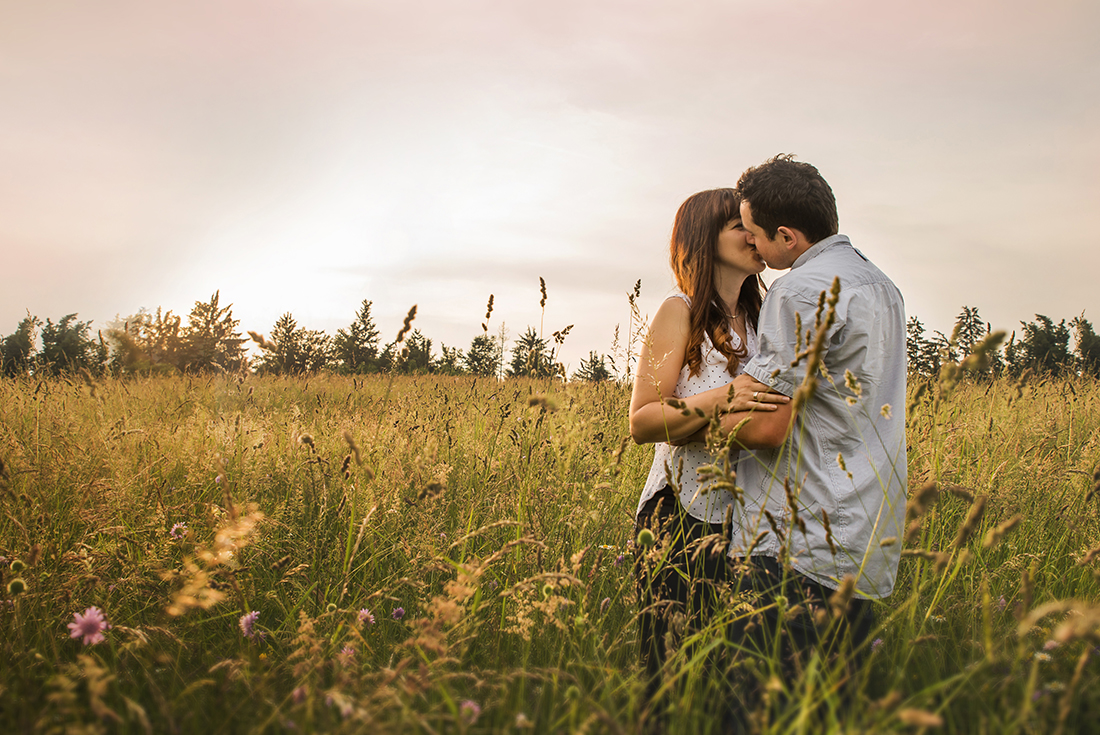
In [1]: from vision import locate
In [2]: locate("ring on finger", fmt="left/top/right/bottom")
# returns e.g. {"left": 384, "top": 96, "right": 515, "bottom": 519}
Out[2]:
{"left": 752, "top": 391, "right": 759, "bottom": 401}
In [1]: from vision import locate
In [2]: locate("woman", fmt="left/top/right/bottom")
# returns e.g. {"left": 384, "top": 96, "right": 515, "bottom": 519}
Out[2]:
{"left": 628, "top": 188, "right": 787, "bottom": 715}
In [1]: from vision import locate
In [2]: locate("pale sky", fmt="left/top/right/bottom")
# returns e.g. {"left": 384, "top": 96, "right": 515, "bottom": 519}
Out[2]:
{"left": 2, "top": 0, "right": 1098, "bottom": 371}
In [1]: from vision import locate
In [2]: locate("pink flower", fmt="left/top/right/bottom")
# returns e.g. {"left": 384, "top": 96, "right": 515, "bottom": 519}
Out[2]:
{"left": 169, "top": 522, "right": 187, "bottom": 540}
{"left": 340, "top": 646, "right": 356, "bottom": 658}
{"left": 357, "top": 607, "right": 375, "bottom": 626}
{"left": 392, "top": 607, "right": 405, "bottom": 620}
{"left": 240, "top": 610, "right": 260, "bottom": 638}
{"left": 68, "top": 606, "right": 110, "bottom": 646}
{"left": 460, "top": 699, "right": 481, "bottom": 724}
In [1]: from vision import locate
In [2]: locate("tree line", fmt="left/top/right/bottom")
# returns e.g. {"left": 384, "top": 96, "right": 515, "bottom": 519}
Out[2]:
{"left": 0, "top": 292, "right": 615, "bottom": 382}
{"left": 6, "top": 291, "right": 1097, "bottom": 384}
{"left": 907, "top": 306, "right": 1100, "bottom": 379}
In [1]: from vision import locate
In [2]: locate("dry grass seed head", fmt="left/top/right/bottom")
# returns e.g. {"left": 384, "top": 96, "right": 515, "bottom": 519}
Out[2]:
{"left": 952, "top": 494, "right": 988, "bottom": 549}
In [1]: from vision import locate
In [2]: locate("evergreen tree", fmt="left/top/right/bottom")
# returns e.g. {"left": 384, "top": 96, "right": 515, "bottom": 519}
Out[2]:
{"left": 1018, "top": 314, "right": 1071, "bottom": 376}
{"left": 39, "top": 314, "right": 102, "bottom": 376}
{"left": 954, "top": 306, "right": 986, "bottom": 357}
{"left": 254, "top": 313, "right": 331, "bottom": 374}
{"left": 1, "top": 314, "right": 40, "bottom": 377}
{"left": 905, "top": 316, "right": 939, "bottom": 377}
{"left": 464, "top": 333, "right": 500, "bottom": 377}
{"left": 572, "top": 351, "right": 612, "bottom": 382}
{"left": 108, "top": 308, "right": 185, "bottom": 375}
{"left": 402, "top": 330, "right": 433, "bottom": 374}
{"left": 507, "top": 327, "right": 552, "bottom": 378}
{"left": 181, "top": 292, "right": 246, "bottom": 372}
{"left": 433, "top": 344, "right": 466, "bottom": 375}
{"left": 333, "top": 300, "right": 380, "bottom": 374}
{"left": 1071, "top": 314, "right": 1100, "bottom": 378}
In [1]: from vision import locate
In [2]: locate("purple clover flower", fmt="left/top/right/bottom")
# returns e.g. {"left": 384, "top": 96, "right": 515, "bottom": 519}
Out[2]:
{"left": 340, "top": 646, "right": 355, "bottom": 658}
{"left": 239, "top": 610, "right": 260, "bottom": 639}
{"left": 68, "top": 606, "right": 110, "bottom": 646}
{"left": 358, "top": 607, "right": 375, "bottom": 626}
{"left": 459, "top": 699, "right": 481, "bottom": 725}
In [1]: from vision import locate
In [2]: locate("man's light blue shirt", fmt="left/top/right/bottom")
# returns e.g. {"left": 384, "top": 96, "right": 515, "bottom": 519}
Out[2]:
{"left": 736, "top": 234, "right": 908, "bottom": 599}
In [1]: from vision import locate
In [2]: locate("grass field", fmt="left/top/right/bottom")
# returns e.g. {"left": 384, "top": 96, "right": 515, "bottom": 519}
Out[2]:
{"left": 1, "top": 369, "right": 1099, "bottom": 733}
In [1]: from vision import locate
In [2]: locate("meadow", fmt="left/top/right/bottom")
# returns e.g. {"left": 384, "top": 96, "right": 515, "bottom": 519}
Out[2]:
{"left": 1, "top": 366, "right": 1099, "bottom": 733}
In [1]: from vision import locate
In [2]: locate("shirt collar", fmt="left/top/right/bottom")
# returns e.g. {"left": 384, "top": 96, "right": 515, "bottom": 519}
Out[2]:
{"left": 791, "top": 233, "right": 851, "bottom": 270}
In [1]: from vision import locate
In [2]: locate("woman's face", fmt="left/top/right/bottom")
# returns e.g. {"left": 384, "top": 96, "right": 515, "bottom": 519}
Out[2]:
{"left": 715, "top": 218, "right": 766, "bottom": 276}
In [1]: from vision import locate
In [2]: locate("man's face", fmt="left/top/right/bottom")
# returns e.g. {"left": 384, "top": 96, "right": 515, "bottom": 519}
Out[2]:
{"left": 739, "top": 200, "right": 789, "bottom": 270}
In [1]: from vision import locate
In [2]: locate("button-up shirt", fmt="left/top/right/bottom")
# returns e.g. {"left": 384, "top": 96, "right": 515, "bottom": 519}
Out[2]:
{"left": 736, "top": 234, "right": 907, "bottom": 599}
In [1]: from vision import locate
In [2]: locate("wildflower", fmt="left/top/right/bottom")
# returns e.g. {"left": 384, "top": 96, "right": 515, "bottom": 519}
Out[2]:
{"left": 339, "top": 646, "right": 355, "bottom": 658}
{"left": 169, "top": 522, "right": 187, "bottom": 540}
{"left": 459, "top": 699, "right": 481, "bottom": 725}
{"left": 68, "top": 606, "right": 110, "bottom": 646}
{"left": 871, "top": 637, "right": 884, "bottom": 653}
{"left": 614, "top": 554, "right": 624, "bottom": 567}
{"left": 1043, "top": 639, "right": 1059, "bottom": 652}
{"left": 292, "top": 686, "right": 307, "bottom": 704}
{"left": 240, "top": 610, "right": 260, "bottom": 639}
{"left": 357, "top": 608, "right": 375, "bottom": 626}
{"left": 997, "top": 595, "right": 1007, "bottom": 612}
{"left": 10, "top": 559, "right": 26, "bottom": 574}
{"left": 636, "top": 528, "right": 655, "bottom": 548}
{"left": 930, "top": 614, "right": 946, "bottom": 624}
{"left": 1034, "top": 652, "right": 1052, "bottom": 662}
{"left": 7, "top": 578, "right": 26, "bottom": 596}
{"left": 392, "top": 607, "right": 405, "bottom": 620}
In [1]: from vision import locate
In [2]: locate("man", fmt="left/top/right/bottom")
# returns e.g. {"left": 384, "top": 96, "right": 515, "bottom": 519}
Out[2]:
{"left": 717, "top": 155, "right": 908, "bottom": 687}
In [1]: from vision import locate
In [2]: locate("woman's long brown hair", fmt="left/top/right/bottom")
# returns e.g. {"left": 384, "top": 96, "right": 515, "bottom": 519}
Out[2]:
{"left": 669, "top": 188, "right": 765, "bottom": 377}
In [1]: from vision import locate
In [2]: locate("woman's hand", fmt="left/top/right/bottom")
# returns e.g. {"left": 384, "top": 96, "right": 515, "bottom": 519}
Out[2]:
{"left": 667, "top": 376, "right": 789, "bottom": 446}
{"left": 721, "top": 373, "right": 790, "bottom": 413}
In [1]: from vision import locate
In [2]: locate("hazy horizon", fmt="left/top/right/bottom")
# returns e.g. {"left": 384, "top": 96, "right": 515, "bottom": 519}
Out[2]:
{"left": 3, "top": 0, "right": 1098, "bottom": 370}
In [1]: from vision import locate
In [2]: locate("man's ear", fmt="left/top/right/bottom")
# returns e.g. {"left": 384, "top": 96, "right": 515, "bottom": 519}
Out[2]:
{"left": 775, "top": 226, "right": 799, "bottom": 251}
{"left": 776, "top": 225, "right": 812, "bottom": 252}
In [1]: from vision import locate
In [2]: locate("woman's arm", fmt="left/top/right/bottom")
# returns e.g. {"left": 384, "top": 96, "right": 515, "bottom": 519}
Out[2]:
{"left": 628, "top": 299, "right": 785, "bottom": 445}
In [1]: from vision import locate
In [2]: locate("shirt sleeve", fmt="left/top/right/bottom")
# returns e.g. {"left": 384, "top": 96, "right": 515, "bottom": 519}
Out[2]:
{"left": 742, "top": 285, "right": 829, "bottom": 398}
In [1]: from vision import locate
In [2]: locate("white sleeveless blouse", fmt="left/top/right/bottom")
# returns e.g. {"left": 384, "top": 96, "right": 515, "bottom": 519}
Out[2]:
{"left": 636, "top": 293, "right": 758, "bottom": 524}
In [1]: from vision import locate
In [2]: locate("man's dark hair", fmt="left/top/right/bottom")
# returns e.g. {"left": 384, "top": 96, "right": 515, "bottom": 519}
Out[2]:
{"left": 737, "top": 154, "right": 838, "bottom": 244}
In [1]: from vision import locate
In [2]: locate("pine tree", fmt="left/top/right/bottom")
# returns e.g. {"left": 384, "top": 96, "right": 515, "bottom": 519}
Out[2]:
{"left": 1071, "top": 314, "right": 1100, "bottom": 378}
{"left": 39, "top": 314, "right": 102, "bottom": 376}
{"left": 954, "top": 306, "right": 986, "bottom": 357}
{"left": 254, "top": 313, "right": 330, "bottom": 374}
{"left": 433, "top": 344, "right": 466, "bottom": 375}
{"left": 333, "top": 300, "right": 380, "bottom": 374}
{"left": 0, "top": 314, "right": 40, "bottom": 377}
{"left": 572, "top": 351, "right": 612, "bottom": 382}
{"left": 507, "top": 327, "right": 552, "bottom": 378}
{"left": 181, "top": 292, "right": 246, "bottom": 372}
{"left": 464, "top": 333, "right": 500, "bottom": 377}
{"left": 1018, "top": 314, "right": 1071, "bottom": 376}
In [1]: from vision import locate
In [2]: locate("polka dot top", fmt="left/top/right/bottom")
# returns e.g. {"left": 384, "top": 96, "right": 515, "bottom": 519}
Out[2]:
{"left": 636, "top": 292, "right": 759, "bottom": 524}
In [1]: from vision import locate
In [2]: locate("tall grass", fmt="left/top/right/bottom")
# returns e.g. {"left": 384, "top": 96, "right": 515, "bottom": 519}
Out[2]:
{"left": 1, "top": 368, "right": 1098, "bottom": 733}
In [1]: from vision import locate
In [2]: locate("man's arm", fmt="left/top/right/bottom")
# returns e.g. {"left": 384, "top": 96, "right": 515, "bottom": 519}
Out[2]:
{"left": 724, "top": 399, "right": 793, "bottom": 449}
{"left": 672, "top": 391, "right": 794, "bottom": 448}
